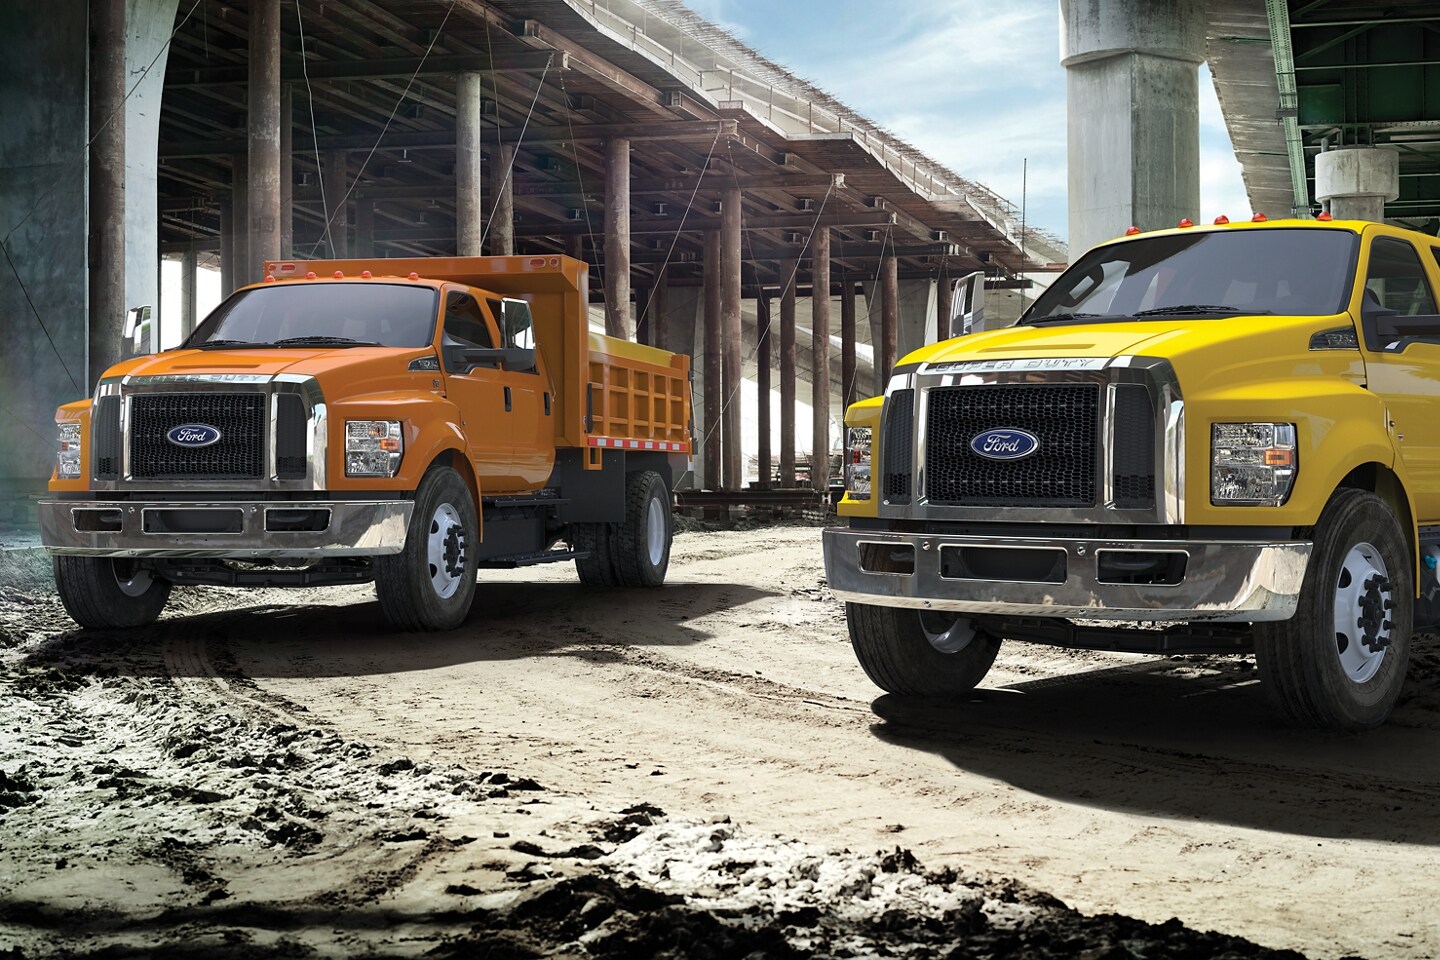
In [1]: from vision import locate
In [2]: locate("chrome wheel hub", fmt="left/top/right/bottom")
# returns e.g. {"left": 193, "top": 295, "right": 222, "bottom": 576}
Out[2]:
{"left": 1333, "top": 541, "right": 1391, "bottom": 684}
{"left": 426, "top": 502, "right": 467, "bottom": 600}
{"left": 645, "top": 495, "right": 666, "bottom": 567}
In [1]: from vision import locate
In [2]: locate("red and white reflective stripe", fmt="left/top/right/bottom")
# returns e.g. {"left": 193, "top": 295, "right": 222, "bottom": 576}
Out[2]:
{"left": 586, "top": 436, "right": 689, "bottom": 452}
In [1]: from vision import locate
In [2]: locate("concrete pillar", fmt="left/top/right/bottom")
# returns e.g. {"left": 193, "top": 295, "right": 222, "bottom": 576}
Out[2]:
{"left": 756, "top": 292, "right": 772, "bottom": 490}
{"left": 180, "top": 251, "right": 197, "bottom": 338}
{"left": 897, "top": 279, "right": 936, "bottom": 360}
{"left": 702, "top": 231, "right": 722, "bottom": 490}
{"left": 841, "top": 281, "right": 857, "bottom": 409}
{"left": 880, "top": 253, "right": 898, "bottom": 386}
{"left": 89, "top": 0, "right": 126, "bottom": 387}
{"left": 325, "top": 151, "right": 348, "bottom": 258}
{"left": 810, "top": 229, "right": 832, "bottom": 494}
{"left": 721, "top": 184, "right": 743, "bottom": 490}
{"left": 247, "top": 0, "right": 281, "bottom": 279}
{"left": 1061, "top": 0, "right": 1205, "bottom": 255}
{"left": 456, "top": 71, "right": 484, "bottom": 257}
{"left": 122, "top": 0, "right": 179, "bottom": 356}
{"left": 1316, "top": 147, "right": 1400, "bottom": 222}
{"left": 604, "top": 138, "right": 632, "bottom": 339}
{"left": 490, "top": 143, "right": 516, "bottom": 255}
{"left": 280, "top": 84, "right": 293, "bottom": 258}
{"left": 355, "top": 199, "right": 375, "bottom": 258}
{"left": 779, "top": 258, "right": 798, "bottom": 486}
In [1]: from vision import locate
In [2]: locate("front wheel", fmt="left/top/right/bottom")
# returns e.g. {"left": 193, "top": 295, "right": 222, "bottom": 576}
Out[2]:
{"left": 847, "top": 603, "right": 1000, "bottom": 696}
{"left": 375, "top": 466, "right": 478, "bottom": 632}
{"left": 1254, "top": 489, "right": 1412, "bottom": 730}
{"left": 53, "top": 557, "right": 172, "bottom": 629}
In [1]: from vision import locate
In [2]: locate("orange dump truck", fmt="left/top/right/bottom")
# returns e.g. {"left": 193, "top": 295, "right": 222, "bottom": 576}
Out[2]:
{"left": 39, "top": 255, "right": 693, "bottom": 631}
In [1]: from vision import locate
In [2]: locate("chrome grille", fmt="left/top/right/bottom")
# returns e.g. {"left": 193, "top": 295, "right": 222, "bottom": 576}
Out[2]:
{"left": 925, "top": 384, "right": 1098, "bottom": 507}
{"left": 130, "top": 393, "right": 266, "bottom": 480}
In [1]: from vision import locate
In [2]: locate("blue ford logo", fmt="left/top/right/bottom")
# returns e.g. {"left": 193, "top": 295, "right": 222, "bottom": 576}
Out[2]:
{"left": 166, "top": 423, "right": 222, "bottom": 448}
{"left": 970, "top": 428, "right": 1038, "bottom": 460}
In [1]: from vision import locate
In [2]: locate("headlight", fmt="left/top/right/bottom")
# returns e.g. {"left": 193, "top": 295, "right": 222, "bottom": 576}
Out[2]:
{"left": 845, "top": 426, "right": 872, "bottom": 500}
{"left": 1211, "top": 422, "right": 1296, "bottom": 505}
{"left": 56, "top": 422, "right": 82, "bottom": 479}
{"left": 345, "top": 420, "right": 403, "bottom": 477}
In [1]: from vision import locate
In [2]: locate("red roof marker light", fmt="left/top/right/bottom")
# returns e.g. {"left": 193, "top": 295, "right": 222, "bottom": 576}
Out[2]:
{"left": 1252, "top": 212, "right": 1268, "bottom": 222}
{"left": 1214, "top": 215, "right": 1230, "bottom": 225}
{"left": 1125, "top": 226, "right": 1142, "bottom": 236}
{"left": 1178, "top": 218, "right": 1194, "bottom": 228}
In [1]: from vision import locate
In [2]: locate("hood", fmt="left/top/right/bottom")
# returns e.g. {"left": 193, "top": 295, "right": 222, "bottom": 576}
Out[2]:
{"left": 107, "top": 346, "right": 420, "bottom": 381}
{"left": 907, "top": 323, "right": 1179, "bottom": 366}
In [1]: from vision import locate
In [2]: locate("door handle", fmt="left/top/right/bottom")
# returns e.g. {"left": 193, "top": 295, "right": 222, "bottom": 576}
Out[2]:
{"left": 504, "top": 386, "right": 512, "bottom": 412}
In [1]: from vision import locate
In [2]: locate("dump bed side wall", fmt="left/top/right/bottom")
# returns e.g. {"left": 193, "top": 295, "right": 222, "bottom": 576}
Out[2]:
{"left": 585, "top": 334, "right": 692, "bottom": 453}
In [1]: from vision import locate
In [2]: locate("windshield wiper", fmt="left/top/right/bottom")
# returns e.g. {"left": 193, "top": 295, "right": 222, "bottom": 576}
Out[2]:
{"left": 1025, "top": 311, "right": 1129, "bottom": 326}
{"left": 273, "top": 336, "right": 382, "bottom": 347}
{"left": 192, "top": 339, "right": 275, "bottom": 350}
{"left": 1132, "top": 304, "right": 1273, "bottom": 318}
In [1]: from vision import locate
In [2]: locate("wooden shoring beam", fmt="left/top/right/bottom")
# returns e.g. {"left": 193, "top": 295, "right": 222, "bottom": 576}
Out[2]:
{"left": 167, "top": 52, "right": 564, "bottom": 86}
{"left": 159, "top": 120, "right": 740, "bottom": 158}
{"left": 516, "top": 18, "right": 677, "bottom": 119}
{"left": 514, "top": 172, "right": 842, "bottom": 198}
{"left": 511, "top": 209, "right": 897, "bottom": 237}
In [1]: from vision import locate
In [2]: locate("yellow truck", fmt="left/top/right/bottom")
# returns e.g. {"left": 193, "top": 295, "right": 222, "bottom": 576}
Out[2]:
{"left": 825, "top": 217, "right": 1440, "bottom": 730}
{"left": 41, "top": 255, "right": 692, "bottom": 632}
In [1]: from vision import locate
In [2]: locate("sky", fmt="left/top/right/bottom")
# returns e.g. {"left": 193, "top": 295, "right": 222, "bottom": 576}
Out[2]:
{"left": 680, "top": 0, "right": 1250, "bottom": 246}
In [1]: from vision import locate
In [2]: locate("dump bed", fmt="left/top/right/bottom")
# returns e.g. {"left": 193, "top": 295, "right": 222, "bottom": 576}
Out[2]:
{"left": 262, "top": 255, "right": 691, "bottom": 454}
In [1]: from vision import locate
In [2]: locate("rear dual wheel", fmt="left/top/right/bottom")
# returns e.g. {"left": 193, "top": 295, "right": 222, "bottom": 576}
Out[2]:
{"left": 573, "top": 470, "right": 671, "bottom": 588}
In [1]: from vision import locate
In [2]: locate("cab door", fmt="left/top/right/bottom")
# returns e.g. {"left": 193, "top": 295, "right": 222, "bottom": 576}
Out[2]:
{"left": 1357, "top": 233, "right": 1440, "bottom": 521}
{"left": 439, "top": 289, "right": 513, "bottom": 493}
{"left": 487, "top": 296, "right": 556, "bottom": 491}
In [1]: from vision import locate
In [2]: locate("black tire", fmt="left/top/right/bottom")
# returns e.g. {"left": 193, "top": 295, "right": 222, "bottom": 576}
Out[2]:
{"left": 1254, "top": 488, "right": 1412, "bottom": 731}
{"left": 846, "top": 602, "right": 1000, "bottom": 696}
{"left": 53, "top": 557, "right": 172, "bottom": 629}
{"left": 573, "top": 521, "right": 620, "bottom": 586}
{"left": 374, "top": 466, "right": 478, "bottom": 632}
{"left": 613, "top": 471, "right": 672, "bottom": 588}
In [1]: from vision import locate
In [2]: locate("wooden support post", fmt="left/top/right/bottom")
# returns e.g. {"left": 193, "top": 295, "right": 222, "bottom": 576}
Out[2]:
{"left": 703, "top": 230, "right": 722, "bottom": 491}
{"left": 635, "top": 281, "right": 652, "bottom": 347}
{"left": 490, "top": 142, "right": 515, "bottom": 255}
{"left": 651, "top": 266, "right": 669, "bottom": 351}
{"left": 841, "top": 280, "right": 857, "bottom": 408}
{"left": 935, "top": 267, "right": 954, "bottom": 341}
{"left": 325, "top": 151, "right": 349, "bottom": 258}
{"left": 280, "top": 84, "right": 293, "bottom": 258}
{"left": 810, "top": 228, "right": 831, "bottom": 494}
{"left": 779, "top": 257, "right": 798, "bottom": 487}
{"left": 355, "top": 199, "right": 375, "bottom": 258}
{"left": 756, "top": 289, "right": 772, "bottom": 490}
{"left": 180, "top": 251, "right": 197, "bottom": 339}
{"left": 88, "top": 0, "right": 125, "bottom": 386}
{"left": 604, "top": 137, "right": 632, "bottom": 339}
{"left": 247, "top": 0, "right": 281, "bottom": 281}
{"left": 881, "top": 251, "right": 898, "bottom": 383}
{"left": 219, "top": 199, "right": 233, "bottom": 294}
{"left": 564, "top": 235, "right": 585, "bottom": 263}
{"left": 455, "top": 71, "right": 484, "bottom": 256}
{"left": 721, "top": 183, "right": 743, "bottom": 491}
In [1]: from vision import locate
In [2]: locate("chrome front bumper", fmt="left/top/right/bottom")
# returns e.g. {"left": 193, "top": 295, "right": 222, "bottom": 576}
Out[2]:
{"left": 822, "top": 527, "right": 1311, "bottom": 622}
{"left": 39, "top": 499, "right": 413, "bottom": 559}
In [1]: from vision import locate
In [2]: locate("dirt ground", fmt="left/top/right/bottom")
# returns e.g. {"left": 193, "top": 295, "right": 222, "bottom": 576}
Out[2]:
{"left": 3, "top": 520, "right": 1438, "bottom": 959}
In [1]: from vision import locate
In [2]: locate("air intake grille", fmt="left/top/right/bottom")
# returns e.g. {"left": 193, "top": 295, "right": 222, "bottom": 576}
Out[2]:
{"left": 130, "top": 393, "right": 266, "bottom": 480}
{"left": 925, "top": 384, "right": 1098, "bottom": 507}
{"left": 92, "top": 396, "right": 121, "bottom": 480}
{"left": 275, "top": 394, "right": 308, "bottom": 480}
{"left": 882, "top": 389, "right": 914, "bottom": 503}
{"left": 1111, "top": 384, "right": 1155, "bottom": 509}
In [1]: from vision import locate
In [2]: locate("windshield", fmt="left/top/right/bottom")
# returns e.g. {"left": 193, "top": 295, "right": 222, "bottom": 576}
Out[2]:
{"left": 185, "top": 282, "right": 440, "bottom": 349}
{"left": 1024, "top": 228, "right": 1359, "bottom": 323}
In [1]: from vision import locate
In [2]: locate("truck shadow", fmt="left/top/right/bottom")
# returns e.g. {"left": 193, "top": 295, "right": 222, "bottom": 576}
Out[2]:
{"left": 868, "top": 644, "right": 1440, "bottom": 845}
{"left": 27, "top": 580, "right": 776, "bottom": 679}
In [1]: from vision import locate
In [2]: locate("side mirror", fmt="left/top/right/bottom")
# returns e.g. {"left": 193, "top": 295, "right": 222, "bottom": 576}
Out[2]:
{"left": 122, "top": 305, "right": 154, "bottom": 357}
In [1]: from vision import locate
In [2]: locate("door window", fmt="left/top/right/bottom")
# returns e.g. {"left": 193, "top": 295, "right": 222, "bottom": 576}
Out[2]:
{"left": 1366, "top": 238, "right": 1437, "bottom": 316}
{"left": 442, "top": 292, "right": 498, "bottom": 372}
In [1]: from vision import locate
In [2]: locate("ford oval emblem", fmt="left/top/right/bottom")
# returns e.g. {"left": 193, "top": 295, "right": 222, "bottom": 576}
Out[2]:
{"left": 970, "top": 428, "right": 1039, "bottom": 461}
{"left": 166, "top": 423, "right": 223, "bottom": 448}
